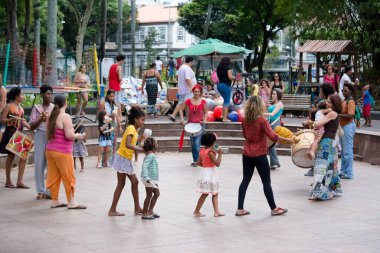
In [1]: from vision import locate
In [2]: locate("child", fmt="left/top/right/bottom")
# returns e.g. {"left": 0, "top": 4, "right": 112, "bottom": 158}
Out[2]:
{"left": 193, "top": 132, "right": 224, "bottom": 218}
{"left": 141, "top": 137, "right": 160, "bottom": 220}
{"left": 204, "top": 83, "right": 217, "bottom": 99}
{"left": 362, "top": 84, "right": 372, "bottom": 127}
{"left": 0, "top": 87, "right": 31, "bottom": 188}
{"left": 97, "top": 111, "right": 114, "bottom": 168}
{"left": 108, "top": 106, "right": 146, "bottom": 216}
{"left": 73, "top": 122, "right": 88, "bottom": 172}
{"left": 304, "top": 101, "right": 331, "bottom": 160}
{"left": 258, "top": 78, "right": 271, "bottom": 107}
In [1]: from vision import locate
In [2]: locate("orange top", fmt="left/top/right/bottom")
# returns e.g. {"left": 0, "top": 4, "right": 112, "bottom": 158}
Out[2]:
{"left": 199, "top": 148, "right": 215, "bottom": 168}
{"left": 340, "top": 99, "right": 355, "bottom": 126}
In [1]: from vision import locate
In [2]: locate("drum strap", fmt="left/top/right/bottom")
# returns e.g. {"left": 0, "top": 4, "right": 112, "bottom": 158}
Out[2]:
{"left": 178, "top": 129, "right": 185, "bottom": 151}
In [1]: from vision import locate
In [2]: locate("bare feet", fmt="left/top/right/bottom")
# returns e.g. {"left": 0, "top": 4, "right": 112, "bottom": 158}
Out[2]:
{"left": 108, "top": 211, "right": 125, "bottom": 216}
{"left": 193, "top": 212, "right": 206, "bottom": 217}
{"left": 306, "top": 151, "right": 315, "bottom": 160}
{"left": 214, "top": 212, "right": 225, "bottom": 217}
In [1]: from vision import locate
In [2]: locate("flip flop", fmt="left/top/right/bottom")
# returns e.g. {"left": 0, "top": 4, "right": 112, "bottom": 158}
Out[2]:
{"left": 142, "top": 215, "right": 155, "bottom": 220}
{"left": 5, "top": 184, "right": 16, "bottom": 188}
{"left": 153, "top": 213, "right": 160, "bottom": 218}
{"left": 271, "top": 207, "right": 288, "bottom": 216}
{"left": 51, "top": 203, "right": 68, "bottom": 208}
{"left": 235, "top": 210, "right": 250, "bottom": 216}
{"left": 16, "top": 184, "right": 30, "bottom": 189}
{"left": 68, "top": 204, "right": 87, "bottom": 210}
{"left": 168, "top": 116, "right": 176, "bottom": 122}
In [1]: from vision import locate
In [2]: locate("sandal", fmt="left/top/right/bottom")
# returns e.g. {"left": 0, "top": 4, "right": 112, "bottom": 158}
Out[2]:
{"left": 153, "top": 213, "right": 160, "bottom": 218}
{"left": 36, "top": 194, "right": 45, "bottom": 200}
{"left": 142, "top": 215, "right": 155, "bottom": 220}
{"left": 271, "top": 207, "right": 288, "bottom": 216}
{"left": 51, "top": 203, "right": 68, "bottom": 208}
{"left": 5, "top": 184, "right": 16, "bottom": 188}
{"left": 68, "top": 204, "right": 87, "bottom": 210}
{"left": 235, "top": 210, "right": 250, "bottom": 216}
{"left": 168, "top": 115, "right": 176, "bottom": 122}
{"left": 16, "top": 184, "right": 30, "bottom": 189}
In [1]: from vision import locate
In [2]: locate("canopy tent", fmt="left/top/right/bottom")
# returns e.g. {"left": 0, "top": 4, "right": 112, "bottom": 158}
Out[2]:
{"left": 171, "top": 38, "right": 252, "bottom": 58}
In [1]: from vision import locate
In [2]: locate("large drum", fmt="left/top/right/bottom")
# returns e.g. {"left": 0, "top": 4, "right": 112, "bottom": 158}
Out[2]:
{"left": 184, "top": 123, "right": 202, "bottom": 136}
{"left": 291, "top": 129, "right": 315, "bottom": 168}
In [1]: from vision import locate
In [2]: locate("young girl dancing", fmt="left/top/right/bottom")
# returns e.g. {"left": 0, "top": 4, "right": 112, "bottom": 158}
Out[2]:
{"left": 97, "top": 111, "right": 114, "bottom": 168}
{"left": 0, "top": 87, "right": 31, "bottom": 189}
{"left": 141, "top": 137, "right": 160, "bottom": 220}
{"left": 108, "top": 106, "right": 146, "bottom": 216}
{"left": 193, "top": 132, "right": 224, "bottom": 218}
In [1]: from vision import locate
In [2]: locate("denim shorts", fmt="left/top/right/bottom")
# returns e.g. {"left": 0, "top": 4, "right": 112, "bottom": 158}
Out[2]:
{"left": 99, "top": 140, "right": 112, "bottom": 147}
{"left": 178, "top": 93, "right": 193, "bottom": 104}
{"left": 217, "top": 83, "right": 232, "bottom": 107}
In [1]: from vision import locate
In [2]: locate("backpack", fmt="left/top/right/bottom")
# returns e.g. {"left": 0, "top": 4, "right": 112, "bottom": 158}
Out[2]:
{"left": 211, "top": 70, "right": 219, "bottom": 84}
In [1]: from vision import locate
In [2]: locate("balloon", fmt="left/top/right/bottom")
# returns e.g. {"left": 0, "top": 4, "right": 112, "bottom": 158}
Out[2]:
{"left": 214, "top": 97, "right": 224, "bottom": 106}
{"left": 213, "top": 106, "right": 223, "bottom": 119}
{"left": 206, "top": 111, "right": 215, "bottom": 122}
{"left": 236, "top": 109, "right": 245, "bottom": 122}
{"left": 228, "top": 111, "right": 239, "bottom": 122}
{"left": 206, "top": 98, "right": 216, "bottom": 111}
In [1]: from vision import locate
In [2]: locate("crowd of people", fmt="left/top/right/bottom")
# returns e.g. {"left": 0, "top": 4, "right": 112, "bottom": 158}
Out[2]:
{"left": 0, "top": 55, "right": 376, "bottom": 221}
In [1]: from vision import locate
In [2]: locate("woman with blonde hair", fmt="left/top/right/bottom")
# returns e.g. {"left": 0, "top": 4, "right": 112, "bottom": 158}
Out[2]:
{"left": 236, "top": 96, "right": 294, "bottom": 217}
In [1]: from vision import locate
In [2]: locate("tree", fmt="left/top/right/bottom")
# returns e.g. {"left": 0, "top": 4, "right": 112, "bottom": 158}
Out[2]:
{"left": 144, "top": 29, "right": 159, "bottom": 68}
{"left": 178, "top": 0, "right": 295, "bottom": 78}
{"left": 291, "top": 0, "right": 380, "bottom": 84}
{"left": 60, "top": 0, "right": 95, "bottom": 70}
{"left": 46, "top": 0, "right": 57, "bottom": 85}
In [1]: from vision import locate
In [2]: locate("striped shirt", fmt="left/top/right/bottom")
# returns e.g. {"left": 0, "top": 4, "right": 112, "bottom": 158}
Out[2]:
{"left": 141, "top": 153, "right": 159, "bottom": 181}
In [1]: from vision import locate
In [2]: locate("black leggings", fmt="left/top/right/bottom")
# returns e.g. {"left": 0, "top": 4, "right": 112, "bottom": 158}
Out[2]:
{"left": 238, "top": 154, "right": 277, "bottom": 210}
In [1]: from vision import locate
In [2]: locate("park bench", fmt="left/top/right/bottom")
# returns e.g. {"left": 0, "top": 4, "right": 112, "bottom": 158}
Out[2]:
{"left": 281, "top": 94, "right": 311, "bottom": 116}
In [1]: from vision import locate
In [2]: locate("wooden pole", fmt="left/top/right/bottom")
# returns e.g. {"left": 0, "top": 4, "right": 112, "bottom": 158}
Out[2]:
{"left": 298, "top": 52, "right": 303, "bottom": 83}
{"left": 316, "top": 52, "right": 320, "bottom": 83}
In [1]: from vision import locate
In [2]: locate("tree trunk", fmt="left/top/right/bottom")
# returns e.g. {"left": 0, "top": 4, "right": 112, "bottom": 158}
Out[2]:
{"left": 100, "top": 0, "right": 107, "bottom": 61}
{"left": 7, "top": 0, "right": 20, "bottom": 84}
{"left": 19, "top": 0, "right": 31, "bottom": 84}
{"left": 131, "top": 0, "right": 136, "bottom": 77}
{"left": 117, "top": 0, "right": 123, "bottom": 54}
{"left": 46, "top": 0, "right": 57, "bottom": 85}
{"left": 257, "top": 31, "right": 270, "bottom": 79}
{"left": 75, "top": 0, "right": 95, "bottom": 71}
{"left": 34, "top": 0, "right": 41, "bottom": 85}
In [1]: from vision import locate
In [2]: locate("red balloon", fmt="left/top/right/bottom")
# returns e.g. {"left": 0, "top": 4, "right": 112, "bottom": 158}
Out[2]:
{"left": 237, "top": 109, "right": 245, "bottom": 122}
{"left": 213, "top": 105, "right": 223, "bottom": 119}
{"left": 206, "top": 111, "right": 215, "bottom": 122}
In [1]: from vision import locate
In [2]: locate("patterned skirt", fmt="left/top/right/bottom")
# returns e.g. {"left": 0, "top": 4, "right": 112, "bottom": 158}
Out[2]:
{"left": 73, "top": 141, "right": 88, "bottom": 158}
{"left": 309, "top": 138, "right": 342, "bottom": 200}
{"left": 196, "top": 167, "right": 219, "bottom": 195}
{"left": 146, "top": 83, "right": 158, "bottom": 115}
{"left": 111, "top": 153, "right": 135, "bottom": 175}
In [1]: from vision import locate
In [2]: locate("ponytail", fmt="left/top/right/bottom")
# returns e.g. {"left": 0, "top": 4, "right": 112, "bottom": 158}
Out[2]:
{"left": 46, "top": 95, "right": 66, "bottom": 140}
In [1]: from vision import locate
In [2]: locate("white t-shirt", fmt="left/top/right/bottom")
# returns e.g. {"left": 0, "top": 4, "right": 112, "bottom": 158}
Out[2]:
{"left": 339, "top": 73, "right": 351, "bottom": 100}
{"left": 155, "top": 60, "right": 163, "bottom": 71}
{"left": 177, "top": 64, "right": 196, "bottom": 95}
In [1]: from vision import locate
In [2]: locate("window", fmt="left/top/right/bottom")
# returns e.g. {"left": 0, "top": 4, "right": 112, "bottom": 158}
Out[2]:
{"left": 125, "top": 33, "right": 132, "bottom": 43}
{"left": 158, "top": 27, "right": 166, "bottom": 42}
{"left": 139, "top": 27, "right": 145, "bottom": 41}
{"left": 177, "top": 26, "right": 185, "bottom": 42}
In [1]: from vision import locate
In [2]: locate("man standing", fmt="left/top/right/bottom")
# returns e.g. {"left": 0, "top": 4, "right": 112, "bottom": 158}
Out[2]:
{"left": 169, "top": 56, "right": 196, "bottom": 122}
{"left": 108, "top": 54, "right": 125, "bottom": 134}
{"left": 339, "top": 83, "right": 356, "bottom": 179}
{"left": 339, "top": 66, "right": 353, "bottom": 100}
{"left": 155, "top": 56, "right": 163, "bottom": 75}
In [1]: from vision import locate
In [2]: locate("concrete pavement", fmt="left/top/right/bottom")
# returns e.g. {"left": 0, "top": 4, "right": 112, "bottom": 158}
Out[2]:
{"left": 0, "top": 153, "right": 380, "bottom": 253}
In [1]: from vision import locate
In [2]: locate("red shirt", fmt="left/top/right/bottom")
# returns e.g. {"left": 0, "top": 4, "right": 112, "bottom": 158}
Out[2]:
{"left": 186, "top": 98, "right": 206, "bottom": 123}
{"left": 242, "top": 116, "right": 278, "bottom": 157}
{"left": 109, "top": 63, "right": 121, "bottom": 91}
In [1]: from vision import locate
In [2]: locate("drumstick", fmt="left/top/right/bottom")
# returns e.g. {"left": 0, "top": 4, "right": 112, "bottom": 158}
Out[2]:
{"left": 9, "top": 115, "right": 25, "bottom": 121}
{"left": 74, "top": 119, "right": 85, "bottom": 131}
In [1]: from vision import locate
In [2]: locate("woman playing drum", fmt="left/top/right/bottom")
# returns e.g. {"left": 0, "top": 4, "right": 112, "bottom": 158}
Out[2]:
{"left": 179, "top": 84, "right": 207, "bottom": 167}
{"left": 263, "top": 88, "right": 283, "bottom": 170}
{"left": 305, "top": 94, "right": 342, "bottom": 200}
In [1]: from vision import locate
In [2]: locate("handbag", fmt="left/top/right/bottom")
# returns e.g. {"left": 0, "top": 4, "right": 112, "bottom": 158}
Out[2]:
{"left": 6, "top": 120, "right": 34, "bottom": 160}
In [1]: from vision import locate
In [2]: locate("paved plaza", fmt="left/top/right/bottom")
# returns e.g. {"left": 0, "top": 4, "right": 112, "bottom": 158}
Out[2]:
{"left": 1, "top": 153, "right": 380, "bottom": 253}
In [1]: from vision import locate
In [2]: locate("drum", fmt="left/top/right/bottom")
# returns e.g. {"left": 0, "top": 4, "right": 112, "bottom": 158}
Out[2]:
{"left": 6, "top": 131, "right": 34, "bottom": 160}
{"left": 184, "top": 123, "right": 202, "bottom": 136}
{"left": 291, "top": 129, "right": 315, "bottom": 168}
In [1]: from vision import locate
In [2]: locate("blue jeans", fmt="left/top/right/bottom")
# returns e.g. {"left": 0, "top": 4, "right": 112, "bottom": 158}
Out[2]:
{"left": 340, "top": 121, "right": 356, "bottom": 178}
{"left": 217, "top": 83, "right": 232, "bottom": 107}
{"left": 34, "top": 130, "right": 49, "bottom": 195}
{"left": 190, "top": 127, "right": 204, "bottom": 163}
{"left": 268, "top": 120, "right": 280, "bottom": 167}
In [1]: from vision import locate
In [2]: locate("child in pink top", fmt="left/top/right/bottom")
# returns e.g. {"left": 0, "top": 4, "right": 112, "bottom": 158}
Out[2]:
{"left": 193, "top": 132, "right": 224, "bottom": 218}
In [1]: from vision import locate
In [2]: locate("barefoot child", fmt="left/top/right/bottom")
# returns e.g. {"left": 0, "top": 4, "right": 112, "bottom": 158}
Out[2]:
{"left": 141, "top": 137, "right": 160, "bottom": 220}
{"left": 97, "top": 111, "right": 114, "bottom": 168}
{"left": 193, "top": 132, "right": 224, "bottom": 218}
{"left": 108, "top": 106, "right": 146, "bottom": 216}
{"left": 305, "top": 101, "right": 332, "bottom": 160}
{"left": 73, "top": 123, "right": 88, "bottom": 172}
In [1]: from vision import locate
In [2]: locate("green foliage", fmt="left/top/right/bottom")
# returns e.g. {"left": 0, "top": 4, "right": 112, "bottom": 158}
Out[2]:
{"left": 144, "top": 29, "right": 159, "bottom": 68}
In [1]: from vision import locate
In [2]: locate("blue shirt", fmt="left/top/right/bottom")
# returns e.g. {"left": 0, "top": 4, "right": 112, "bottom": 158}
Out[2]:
{"left": 268, "top": 104, "right": 283, "bottom": 124}
{"left": 363, "top": 90, "right": 371, "bottom": 106}
{"left": 141, "top": 153, "right": 159, "bottom": 181}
